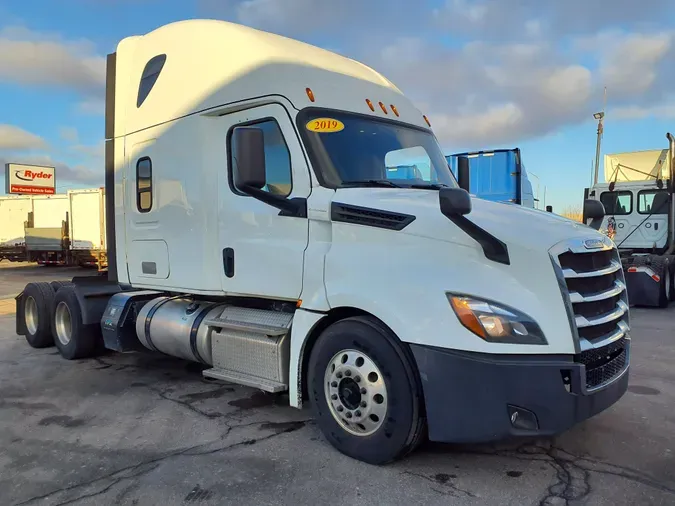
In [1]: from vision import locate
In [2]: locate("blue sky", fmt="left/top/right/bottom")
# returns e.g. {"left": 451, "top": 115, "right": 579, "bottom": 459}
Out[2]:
{"left": 0, "top": 0, "right": 673, "bottom": 212}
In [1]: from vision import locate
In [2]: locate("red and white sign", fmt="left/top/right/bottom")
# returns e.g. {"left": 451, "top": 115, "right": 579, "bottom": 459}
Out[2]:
{"left": 5, "top": 163, "right": 56, "bottom": 195}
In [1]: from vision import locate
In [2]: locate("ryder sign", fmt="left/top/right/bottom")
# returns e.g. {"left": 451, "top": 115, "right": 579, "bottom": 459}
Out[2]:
{"left": 5, "top": 163, "right": 56, "bottom": 195}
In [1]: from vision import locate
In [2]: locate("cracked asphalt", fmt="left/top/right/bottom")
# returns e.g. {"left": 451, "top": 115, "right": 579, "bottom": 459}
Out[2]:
{"left": 0, "top": 264, "right": 674, "bottom": 505}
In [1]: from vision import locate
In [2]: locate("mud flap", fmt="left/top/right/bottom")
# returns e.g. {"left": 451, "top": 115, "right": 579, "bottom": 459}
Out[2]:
{"left": 624, "top": 264, "right": 666, "bottom": 307}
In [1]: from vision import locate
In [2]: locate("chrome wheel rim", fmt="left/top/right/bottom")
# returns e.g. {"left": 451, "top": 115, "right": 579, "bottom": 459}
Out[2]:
{"left": 25, "top": 296, "right": 38, "bottom": 335}
{"left": 54, "top": 301, "right": 72, "bottom": 346}
{"left": 324, "top": 349, "right": 388, "bottom": 437}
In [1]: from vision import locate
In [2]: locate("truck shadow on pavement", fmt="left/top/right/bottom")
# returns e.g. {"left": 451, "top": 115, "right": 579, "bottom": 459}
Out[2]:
{"left": 2, "top": 344, "right": 674, "bottom": 506}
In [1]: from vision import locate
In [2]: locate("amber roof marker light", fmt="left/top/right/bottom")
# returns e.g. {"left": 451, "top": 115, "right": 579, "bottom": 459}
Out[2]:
{"left": 306, "top": 88, "right": 315, "bottom": 102}
{"left": 423, "top": 115, "right": 431, "bottom": 127}
{"left": 366, "top": 98, "right": 375, "bottom": 111}
{"left": 390, "top": 104, "right": 400, "bottom": 117}
{"left": 379, "top": 101, "right": 388, "bottom": 114}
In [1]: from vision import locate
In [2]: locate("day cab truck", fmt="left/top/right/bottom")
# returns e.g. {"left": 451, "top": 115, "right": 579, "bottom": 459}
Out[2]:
{"left": 584, "top": 134, "right": 675, "bottom": 308}
{"left": 447, "top": 148, "right": 536, "bottom": 208}
{"left": 15, "top": 19, "right": 630, "bottom": 464}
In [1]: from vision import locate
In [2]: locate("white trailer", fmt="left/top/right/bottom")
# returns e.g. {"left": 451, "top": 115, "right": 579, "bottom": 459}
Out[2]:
{"left": 0, "top": 195, "right": 32, "bottom": 262}
{"left": 24, "top": 194, "right": 70, "bottom": 265}
{"left": 15, "top": 19, "right": 631, "bottom": 464}
{"left": 68, "top": 188, "right": 107, "bottom": 268}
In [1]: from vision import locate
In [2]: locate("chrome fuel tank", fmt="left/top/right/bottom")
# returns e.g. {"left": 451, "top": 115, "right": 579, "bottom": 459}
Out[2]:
{"left": 135, "top": 296, "right": 225, "bottom": 365}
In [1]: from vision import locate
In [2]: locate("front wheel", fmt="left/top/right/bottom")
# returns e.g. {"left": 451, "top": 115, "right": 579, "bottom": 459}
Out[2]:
{"left": 308, "top": 316, "right": 426, "bottom": 465}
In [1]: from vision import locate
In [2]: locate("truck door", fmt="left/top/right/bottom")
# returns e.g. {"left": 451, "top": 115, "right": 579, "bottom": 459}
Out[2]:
{"left": 219, "top": 103, "right": 310, "bottom": 300}
{"left": 634, "top": 189, "right": 669, "bottom": 248}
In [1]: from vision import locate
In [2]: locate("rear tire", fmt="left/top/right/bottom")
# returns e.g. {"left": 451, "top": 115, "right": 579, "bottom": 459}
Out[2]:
{"left": 668, "top": 261, "right": 675, "bottom": 303}
{"left": 22, "top": 282, "right": 56, "bottom": 348}
{"left": 308, "top": 316, "right": 426, "bottom": 465}
{"left": 52, "top": 285, "right": 101, "bottom": 360}
{"left": 652, "top": 258, "right": 670, "bottom": 308}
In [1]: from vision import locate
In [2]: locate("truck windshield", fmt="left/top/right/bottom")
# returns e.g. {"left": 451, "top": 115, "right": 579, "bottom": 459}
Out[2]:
{"left": 298, "top": 109, "right": 458, "bottom": 189}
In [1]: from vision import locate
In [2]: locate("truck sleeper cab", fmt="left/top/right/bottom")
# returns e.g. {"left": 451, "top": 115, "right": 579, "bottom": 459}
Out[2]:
{"left": 15, "top": 19, "right": 630, "bottom": 465}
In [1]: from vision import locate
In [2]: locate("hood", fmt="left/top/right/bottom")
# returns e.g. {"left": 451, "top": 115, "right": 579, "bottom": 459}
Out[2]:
{"left": 332, "top": 188, "right": 603, "bottom": 252}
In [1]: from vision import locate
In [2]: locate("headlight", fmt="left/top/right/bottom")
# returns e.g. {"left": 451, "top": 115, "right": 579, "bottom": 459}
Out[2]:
{"left": 447, "top": 293, "right": 547, "bottom": 345}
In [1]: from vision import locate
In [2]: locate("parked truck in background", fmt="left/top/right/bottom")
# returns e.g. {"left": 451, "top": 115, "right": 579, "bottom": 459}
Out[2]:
{"left": 68, "top": 188, "right": 107, "bottom": 269}
{"left": 0, "top": 195, "right": 33, "bottom": 262}
{"left": 447, "top": 148, "right": 536, "bottom": 208}
{"left": 24, "top": 194, "right": 70, "bottom": 265}
{"left": 15, "top": 19, "right": 630, "bottom": 464}
{"left": 584, "top": 135, "right": 675, "bottom": 308}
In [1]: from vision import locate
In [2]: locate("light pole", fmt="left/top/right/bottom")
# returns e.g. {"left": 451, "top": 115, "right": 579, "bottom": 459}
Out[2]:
{"left": 528, "top": 171, "right": 541, "bottom": 209}
{"left": 593, "top": 111, "right": 605, "bottom": 185}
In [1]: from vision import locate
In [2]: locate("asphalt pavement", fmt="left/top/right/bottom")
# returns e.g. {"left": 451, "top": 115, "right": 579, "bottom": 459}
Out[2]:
{"left": 0, "top": 263, "right": 673, "bottom": 505}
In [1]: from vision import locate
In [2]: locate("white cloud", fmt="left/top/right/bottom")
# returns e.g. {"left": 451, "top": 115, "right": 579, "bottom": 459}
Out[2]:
{"left": 0, "top": 153, "right": 101, "bottom": 185}
{"left": 71, "top": 140, "right": 104, "bottom": 159}
{"left": 59, "top": 126, "right": 79, "bottom": 143}
{"left": 601, "top": 32, "right": 672, "bottom": 96}
{"left": 611, "top": 103, "right": 675, "bottom": 120}
{"left": 0, "top": 124, "right": 46, "bottom": 150}
{"left": 0, "top": 26, "right": 105, "bottom": 94}
{"left": 76, "top": 97, "right": 106, "bottom": 115}
{"left": 1, "top": 123, "right": 102, "bottom": 184}
{"left": 432, "top": 103, "right": 524, "bottom": 146}
{"left": 195, "top": 0, "right": 674, "bottom": 145}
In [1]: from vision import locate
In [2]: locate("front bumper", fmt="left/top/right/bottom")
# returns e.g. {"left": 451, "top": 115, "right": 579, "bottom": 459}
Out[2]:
{"left": 410, "top": 339, "right": 630, "bottom": 443}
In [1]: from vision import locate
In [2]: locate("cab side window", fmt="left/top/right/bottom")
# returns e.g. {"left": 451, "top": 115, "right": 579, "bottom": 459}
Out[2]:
{"left": 638, "top": 190, "right": 669, "bottom": 215}
{"left": 600, "top": 191, "right": 632, "bottom": 215}
{"left": 229, "top": 119, "right": 292, "bottom": 197}
{"left": 136, "top": 157, "right": 153, "bottom": 212}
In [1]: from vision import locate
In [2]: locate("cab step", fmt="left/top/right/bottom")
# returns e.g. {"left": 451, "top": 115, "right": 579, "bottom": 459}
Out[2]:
{"left": 203, "top": 306, "right": 293, "bottom": 336}
{"left": 202, "top": 306, "right": 293, "bottom": 393}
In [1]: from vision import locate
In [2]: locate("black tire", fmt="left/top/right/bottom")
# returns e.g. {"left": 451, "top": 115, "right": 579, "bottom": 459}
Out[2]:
{"left": 650, "top": 257, "right": 670, "bottom": 308}
{"left": 50, "top": 280, "right": 72, "bottom": 293}
{"left": 52, "top": 285, "right": 101, "bottom": 360}
{"left": 22, "top": 282, "right": 56, "bottom": 348}
{"left": 668, "top": 261, "right": 675, "bottom": 303}
{"left": 308, "top": 316, "right": 426, "bottom": 465}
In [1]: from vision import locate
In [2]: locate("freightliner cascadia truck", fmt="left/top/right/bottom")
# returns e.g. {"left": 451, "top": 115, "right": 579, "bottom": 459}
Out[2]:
{"left": 15, "top": 19, "right": 629, "bottom": 464}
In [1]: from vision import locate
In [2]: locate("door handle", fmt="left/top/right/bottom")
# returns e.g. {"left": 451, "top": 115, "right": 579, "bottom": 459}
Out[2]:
{"left": 223, "top": 248, "right": 235, "bottom": 278}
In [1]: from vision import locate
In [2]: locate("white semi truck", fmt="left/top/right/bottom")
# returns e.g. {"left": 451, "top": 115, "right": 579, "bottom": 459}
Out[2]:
{"left": 584, "top": 135, "right": 675, "bottom": 307}
{"left": 15, "top": 20, "right": 630, "bottom": 464}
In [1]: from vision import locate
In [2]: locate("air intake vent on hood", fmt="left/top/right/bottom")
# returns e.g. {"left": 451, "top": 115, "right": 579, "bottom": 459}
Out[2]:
{"left": 331, "top": 202, "right": 416, "bottom": 231}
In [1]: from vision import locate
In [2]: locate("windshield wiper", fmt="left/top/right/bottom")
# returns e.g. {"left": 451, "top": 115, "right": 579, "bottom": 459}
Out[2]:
{"left": 341, "top": 179, "right": 403, "bottom": 188}
{"left": 409, "top": 183, "right": 450, "bottom": 190}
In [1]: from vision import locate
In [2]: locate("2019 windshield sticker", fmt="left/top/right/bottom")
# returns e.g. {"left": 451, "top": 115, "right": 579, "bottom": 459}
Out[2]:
{"left": 305, "top": 118, "right": 344, "bottom": 133}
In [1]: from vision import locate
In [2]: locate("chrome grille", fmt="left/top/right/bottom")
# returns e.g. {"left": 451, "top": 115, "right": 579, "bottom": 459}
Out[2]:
{"left": 550, "top": 238, "right": 630, "bottom": 390}
{"left": 575, "top": 336, "right": 628, "bottom": 389}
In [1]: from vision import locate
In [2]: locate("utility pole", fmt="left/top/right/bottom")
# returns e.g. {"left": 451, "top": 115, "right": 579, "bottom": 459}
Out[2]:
{"left": 543, "top": 186, "right": 546, "bottom": 210}
{"left": 592, "top": 87, "right": 607, "bottom": 185}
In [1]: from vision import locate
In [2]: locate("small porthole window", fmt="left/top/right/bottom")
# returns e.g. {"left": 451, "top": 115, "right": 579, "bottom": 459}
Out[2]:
{"left": 136, "top": 157, "right": 152, "bottom": 212}
{"left": 137, "top": 54, "right": 167, "bottom": 108}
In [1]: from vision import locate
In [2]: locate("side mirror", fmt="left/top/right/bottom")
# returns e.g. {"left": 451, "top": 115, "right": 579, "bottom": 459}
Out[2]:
{"left": 439, "top": 187, "right": 472, "bottom": 217}
{"left": 457, "top": 156, "right": 470, "bottom": 193}
{"left": 583, "top": 199, "right": 605, "bottom": 230}
{"left": 232, "top": 127, "right": 266, "bottom": 189}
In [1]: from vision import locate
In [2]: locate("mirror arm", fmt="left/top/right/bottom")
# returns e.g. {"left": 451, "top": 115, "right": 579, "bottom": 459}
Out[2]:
{"left": 444, "top": 213, "right": 510, "bottom": 265}
{"left": 587, "top": 216, "right": 603, "bottom": 231}
{"left": 242, "top": 185, "right": 308, "bottom": 218}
